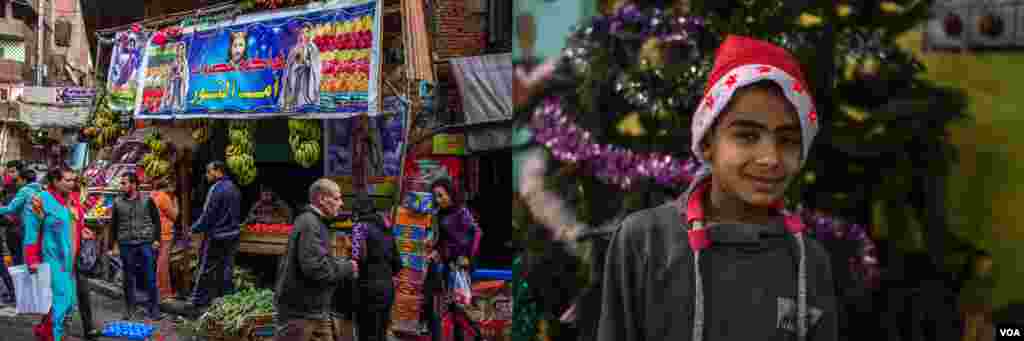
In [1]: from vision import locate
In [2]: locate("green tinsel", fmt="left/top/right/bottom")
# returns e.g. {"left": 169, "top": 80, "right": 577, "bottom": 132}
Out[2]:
{"left": 512, "top": 256, "right": 542, "bottom": 341}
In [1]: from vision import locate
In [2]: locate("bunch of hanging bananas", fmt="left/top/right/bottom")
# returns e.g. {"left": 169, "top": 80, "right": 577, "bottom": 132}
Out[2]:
{"left": 226, "top": 120, "right": 257, "bottom": 185}
{"left": 89, "top": 97, "right": 127, "bottom": 146}
{"left": 191, "top": 118, "right": 211, "bottom": 144}
{"left": 141, "top": 131, "right": 172, "bottom": 180}
{"left": 288, "top": 119, "right": 321, "bottom": 168}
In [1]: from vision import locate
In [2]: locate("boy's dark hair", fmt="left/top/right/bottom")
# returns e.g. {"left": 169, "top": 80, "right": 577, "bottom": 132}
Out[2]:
{"left": 121, "top": 172, "right": 139, "bottom": 185}
{"left": 6, "top": 160, "right": 22, "bottom": 169}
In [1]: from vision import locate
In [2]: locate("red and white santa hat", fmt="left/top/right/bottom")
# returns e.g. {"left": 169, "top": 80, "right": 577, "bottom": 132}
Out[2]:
{"left": 691, "top": 35, "right": 819, "bottom": 167}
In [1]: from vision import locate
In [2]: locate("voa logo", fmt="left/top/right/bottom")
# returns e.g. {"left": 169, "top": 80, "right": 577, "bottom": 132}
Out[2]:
{"left": 1000, "top": 327, "right": 1021, "bottom": 337}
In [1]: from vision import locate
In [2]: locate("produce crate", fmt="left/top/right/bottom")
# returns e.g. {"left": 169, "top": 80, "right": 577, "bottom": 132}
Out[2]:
{"left": 239, "top": 232, "right": 289, "bottom": 255}
{"left": 243, "top": 313, "right": 276, "bottom": 341}
{"left": 201, "top": 320, "right": 244, "bottom": 341}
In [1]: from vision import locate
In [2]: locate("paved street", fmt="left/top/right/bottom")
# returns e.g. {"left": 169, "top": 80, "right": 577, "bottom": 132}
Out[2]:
{"left": 0, "top": 281, "right": 203, "bottom": 341}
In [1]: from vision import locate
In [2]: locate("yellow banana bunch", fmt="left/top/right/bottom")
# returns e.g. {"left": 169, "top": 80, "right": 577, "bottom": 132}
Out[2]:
{"left": 191, "top": 119, "right": 211, "bottom": 144}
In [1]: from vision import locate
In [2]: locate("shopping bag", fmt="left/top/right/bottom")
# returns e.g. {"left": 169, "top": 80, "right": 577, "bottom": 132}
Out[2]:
{"left": 449, "top": 267, "right": 472, "bottom": 309}
{"left": 10, "top": 263, "right": 53, "bottom": 315}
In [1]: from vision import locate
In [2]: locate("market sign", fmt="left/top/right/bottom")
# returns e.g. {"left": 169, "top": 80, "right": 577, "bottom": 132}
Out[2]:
{"left": 133, "top": 0, "right": 382, "bottom": 119}
{"left": 18, "top": 87, "right": 95, "bottom": 128}
{"left": 56, "top": 87, "right": 96, "bottom": 105}
{"left": 22, "top": 86, "right": 95, "bottom": 106}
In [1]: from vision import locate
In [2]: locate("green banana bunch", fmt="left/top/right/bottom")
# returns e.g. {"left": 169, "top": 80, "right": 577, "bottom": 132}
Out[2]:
{"left": 227, "top": 153, "right": 257, "bottom": 185}
{"left": 226, "top": 120, "right": 258, "bottom": 185}
{"left": 288, "top": 119, "right": 321, "bottom": 168}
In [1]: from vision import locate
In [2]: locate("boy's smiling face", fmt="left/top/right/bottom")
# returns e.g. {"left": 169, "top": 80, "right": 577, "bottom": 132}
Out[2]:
{"left": 701, "top": 81, "right": 803, "bottom": 208}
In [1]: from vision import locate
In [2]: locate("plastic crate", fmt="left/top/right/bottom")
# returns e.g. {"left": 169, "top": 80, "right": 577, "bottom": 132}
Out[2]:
{"left": 101, "top": 321, "right": 156, "bottom": 340}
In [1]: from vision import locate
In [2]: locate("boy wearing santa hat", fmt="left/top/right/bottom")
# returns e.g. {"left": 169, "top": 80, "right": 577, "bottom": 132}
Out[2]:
{"left": 597, "top": 36, "right": 838, "bottom": 341}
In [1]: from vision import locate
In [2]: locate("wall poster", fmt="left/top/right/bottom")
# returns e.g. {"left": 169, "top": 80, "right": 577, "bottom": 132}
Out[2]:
{"left": 134, "top": 0, "right": 382, "bottom": 119}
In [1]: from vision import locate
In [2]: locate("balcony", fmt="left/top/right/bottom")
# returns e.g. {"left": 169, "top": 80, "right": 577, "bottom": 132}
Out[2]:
{"left": 0, "top": 59, "right": 27, "bottom": 83}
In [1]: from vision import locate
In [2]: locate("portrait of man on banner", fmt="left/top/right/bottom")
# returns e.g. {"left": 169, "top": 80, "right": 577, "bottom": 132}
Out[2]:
{"left": 279, "top": 23, "right": 322, "bottom": 112}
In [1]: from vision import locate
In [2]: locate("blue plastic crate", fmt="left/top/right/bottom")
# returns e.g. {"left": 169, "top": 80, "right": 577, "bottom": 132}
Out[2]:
{"left": 102, "top": 320, "right": 156, "bottom": 340}
{"left": 472, "top": 269, "right": 512, "bottom": 281}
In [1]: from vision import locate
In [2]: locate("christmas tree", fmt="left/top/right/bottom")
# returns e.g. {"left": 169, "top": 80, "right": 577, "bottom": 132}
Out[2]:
{"left": 513, "top": 0, "right": 970, "bottom": 340}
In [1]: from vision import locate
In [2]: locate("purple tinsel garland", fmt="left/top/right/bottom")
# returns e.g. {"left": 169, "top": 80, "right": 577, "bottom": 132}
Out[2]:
{"left": 530, "top": 98, "right": 702, "bottom": 188}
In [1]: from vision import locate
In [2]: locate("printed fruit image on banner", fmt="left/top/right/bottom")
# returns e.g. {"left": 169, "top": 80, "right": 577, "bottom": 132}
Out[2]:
{"left": 134, "top": 0, "right": 380, "bottom": 119}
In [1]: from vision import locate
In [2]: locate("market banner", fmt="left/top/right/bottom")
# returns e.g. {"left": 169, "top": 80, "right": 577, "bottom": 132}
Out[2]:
{"left": 134, "top": 0, "right": 383, "bottom": 119}
{"left": 107, "top": 30, "right": 148, "bottom": 112}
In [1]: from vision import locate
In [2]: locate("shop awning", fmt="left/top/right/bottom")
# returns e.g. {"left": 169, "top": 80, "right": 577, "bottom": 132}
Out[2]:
{"left": 449, "top": 53, "right": 513, "bottom": 152}
{"left": 17, "top": 87, "right": 96, "bottom": 129}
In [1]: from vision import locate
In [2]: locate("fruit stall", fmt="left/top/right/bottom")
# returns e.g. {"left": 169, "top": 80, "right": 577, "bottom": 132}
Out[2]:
{"left": 238, "top": 220, "right": 355, "bottom": 256}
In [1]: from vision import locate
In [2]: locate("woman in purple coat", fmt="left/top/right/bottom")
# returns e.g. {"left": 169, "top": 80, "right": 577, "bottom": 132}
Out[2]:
{"left": 420, "top": 178, "right": 481, "bottom": 341}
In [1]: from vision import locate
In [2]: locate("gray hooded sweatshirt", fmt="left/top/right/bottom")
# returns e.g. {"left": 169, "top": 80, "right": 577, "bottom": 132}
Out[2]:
{"left": 596, "top": 178, "right": 838, "bottom": 341}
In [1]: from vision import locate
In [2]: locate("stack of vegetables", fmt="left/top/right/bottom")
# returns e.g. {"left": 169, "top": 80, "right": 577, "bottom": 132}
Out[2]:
{"left": 187, "top": 288, "right": 274, "bottom": 338}
{"left": 315, "top": 8, "right": 374, "bottom": 112}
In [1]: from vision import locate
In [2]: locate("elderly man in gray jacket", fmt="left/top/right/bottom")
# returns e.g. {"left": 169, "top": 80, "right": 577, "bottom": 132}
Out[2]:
{"left": 274, "top": 178, "right": 359, "bottom": 341}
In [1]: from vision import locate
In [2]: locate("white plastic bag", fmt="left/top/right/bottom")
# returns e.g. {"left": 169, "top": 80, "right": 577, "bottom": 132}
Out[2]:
{"left": 10, "top": 264, "right": 52, "bottom": 315}
{"left": 450, "top": 267, "right": 472, "bottom": 308}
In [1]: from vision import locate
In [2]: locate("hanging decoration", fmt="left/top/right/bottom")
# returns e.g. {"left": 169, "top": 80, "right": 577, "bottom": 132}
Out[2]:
{"left": 288, "top": 119, "right": 321, "bottom": 168}
{"left": 241, "top": 0, "right": 310, "bottom": 11}
{"left": 226, "top": 121, "right": 258, "bottom": 185}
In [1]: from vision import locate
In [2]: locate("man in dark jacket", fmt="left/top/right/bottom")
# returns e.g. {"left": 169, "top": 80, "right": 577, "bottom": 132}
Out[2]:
{"left": 274, "top": 178, "right": 358, "bottom": 341}
{"left": 189, "top": 161, "right": 242, "bottom": 309}
{"left": 111, "top": 173, "right": 162, "bottom": 321}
